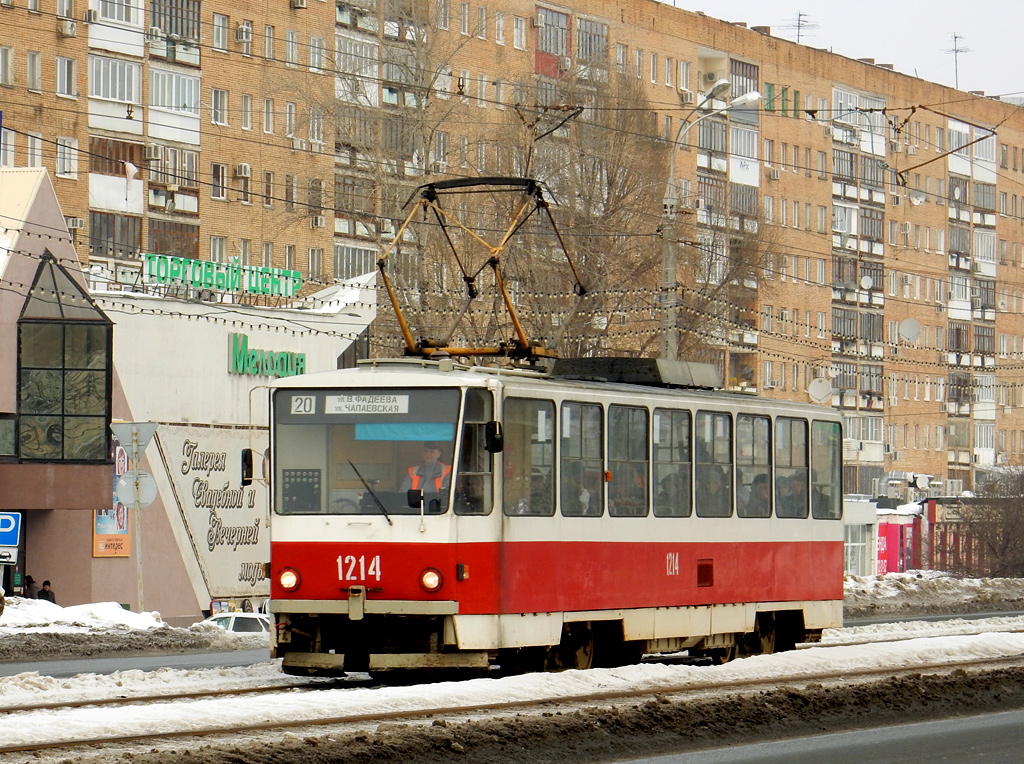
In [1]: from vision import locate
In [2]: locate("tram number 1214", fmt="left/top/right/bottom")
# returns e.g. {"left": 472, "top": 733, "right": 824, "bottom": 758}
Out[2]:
{"left": 337, "top": 554, "right": 382, "bottom": 582}
{"left": 666, "top": 552, "right": 680, "bottom": 576}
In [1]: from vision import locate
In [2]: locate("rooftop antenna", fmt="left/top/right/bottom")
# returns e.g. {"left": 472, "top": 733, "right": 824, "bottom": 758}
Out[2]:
{"left": 779, "top": 11, "right": 818, "bottom": 45}
{"left": 943, "top": 33, "right": 972, "bottom": 90}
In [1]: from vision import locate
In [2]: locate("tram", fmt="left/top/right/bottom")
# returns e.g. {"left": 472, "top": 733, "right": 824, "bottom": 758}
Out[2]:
{"left": 262, "top": 356, "right": 843, "bottom": 676}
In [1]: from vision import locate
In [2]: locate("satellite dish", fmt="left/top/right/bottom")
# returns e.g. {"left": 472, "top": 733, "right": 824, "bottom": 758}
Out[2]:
{"left": 898, "top": 318, "right": 921, "bottom": 343}
{"left": 807, "top": 377, "right": 833, "bottom": 404}
{"left": 827, "top": 367, "right": 839, "bottom": 379}
{"left": 859, "top": 276, "right": 874, "bottom": 291}
{"left": 909, "top": 190, "right": 927, "bottom": 206}
{"left": 953, "top": 185, "right": 963, "bottom": 201}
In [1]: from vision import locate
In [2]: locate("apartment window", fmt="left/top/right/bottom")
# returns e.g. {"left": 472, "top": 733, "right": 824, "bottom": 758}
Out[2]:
{"left": 57, "top": 0, "right": 73, "bottom": 17}
{"left": 210, "top": 236, "right": 226, "bottom": 262}
{"left": 763, "top": 139, "right": 773, "bottom": 165}
{"left": 211, "top": 163, "right": 227, "bottom": 199}
{"left": 666, "top": 57, "right": 673, "bottom": 87}
{"left": 56, "top": 56, "right": 76, "bottom": 97}
{"left": 211, "top": 88, "right": 228, "bottom": 125}
{"left": 89, "top": 211, "right": 141, "bottom": 258}
{"left": 309, "top": 36, "right": 325, "bottom": 71}
{"left": 308, "top": 248, "right": 324, "bottom": 280}
{"left": 817, "top": 151, "right": 827, "bottom": 178}
{"left": 286, "top": 31, "right": 299, "bottom": 65}
{"left": 212, "top": 14, "right": 229, "bottom": 51}
{"left": 55, "top": 138, "right": 78, "bottom": 178}
{"left": 334, "top": 243, "right": 377, "bottom": 279}
{"left": 262, "top": 242, "right": 273, "bottom": 268}
{"left": 237, "top": 173, "right": 250, "bottom": 204}
{"left": 89, "top": 55, "right": 142, "bottom": 103}
{"left": 262, "top": 171, "right": 273, "bottom": 207}
{"left": 577, "top": 18, "right": 608, "bottom": 63}
{"left": 27, "top": 51, "right": 42, "bottom": 91}
{"left": 98, "top": 0, "right": 135, "bottom": 23}
{"left": 150, "top": 69, "right": 200, "bottom": 115}
{"left": 148, "top": 220, "right": 199, "bottom": 259}
{"left": 238, "top": 239, "right": 251, "bottom": 266}
{"left": 0, "top": 46, "right": 12, "bottom": 86}
{"left": 477, "top": 7, "right": 486, "bottom": 38}
{"left": 240, "top": 94, "right": 252, "bottom": 130}
{"left": 650, "top": 52, "right": 658, "bottom": 83}
{"left": 436, "top": 0, "right": 449, "bottom": 29}
{"left": 285, "top": 245, "right": 296, "bottom": 270}
{"left": 513, "top": 16, "right": 525, "bottom": 49}
{"left": 460, "top": 2, "right": 469, "bottom": 34}
{"left": 264, "top": 25, "right": 274, "bottom": 59}
{"left": 495, "top": 11, "right": 504, "bottom": 44}
{"left": 678, "top": 60, "right": 690, "bottom": 90}
{"left": 477, "top": 73, "right": 487, "bottom": 107}
{"left": 284, "top": 174, "right": 296, "bottom": 210}
{"left": 536, "top": 8, "right": 568, "bottom": 56}
{"left": 263, "top": 98, "right": 274, "bottom": 133}
{"left": 285, "top": 102, "right": 297, "bottom": 136}
{"left": 27, "top": 133, "right": 42, "bottom": 167}
{"left": 237, "top": 20, "right": 252, "bottom": 55}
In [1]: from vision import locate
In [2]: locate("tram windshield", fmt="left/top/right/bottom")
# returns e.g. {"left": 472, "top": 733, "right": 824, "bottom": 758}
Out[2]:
{"left": 272, "top": 387, "right": 463, "bottom": 515}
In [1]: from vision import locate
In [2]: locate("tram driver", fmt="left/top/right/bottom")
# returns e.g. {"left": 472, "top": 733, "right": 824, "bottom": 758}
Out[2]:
{"left": 401, "top": 441, "right": 452, "bottom": 494}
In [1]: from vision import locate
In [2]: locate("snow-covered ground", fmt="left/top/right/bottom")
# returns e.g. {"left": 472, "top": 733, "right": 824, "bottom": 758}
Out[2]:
{"left": 1, "top": 572, "right": 1023, "bottom": 760}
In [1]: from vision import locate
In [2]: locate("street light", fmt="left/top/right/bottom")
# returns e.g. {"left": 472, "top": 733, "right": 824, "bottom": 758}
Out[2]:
{"left": 660, "top": 83, "right": 761, "bottom": 360}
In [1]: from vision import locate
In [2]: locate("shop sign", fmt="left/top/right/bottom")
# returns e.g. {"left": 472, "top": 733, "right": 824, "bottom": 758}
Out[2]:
{"left": 230, "top": 333, "right": 306, "bottom": 378}
{"left": 143, "top": 253, "right": 302, "bottom": 298}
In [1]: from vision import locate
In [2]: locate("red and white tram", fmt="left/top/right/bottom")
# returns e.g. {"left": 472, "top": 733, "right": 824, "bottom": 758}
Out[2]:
{"left": 264, "top": 356, "right": 843, "bottom": 675}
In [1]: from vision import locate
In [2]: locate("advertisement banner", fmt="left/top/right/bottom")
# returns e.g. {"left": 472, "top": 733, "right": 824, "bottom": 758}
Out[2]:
{"left": 94, "top": 444, "right": 131, "bottom": 557}
{"left": 157, "top": 426, "right": 269, "bottom": 599}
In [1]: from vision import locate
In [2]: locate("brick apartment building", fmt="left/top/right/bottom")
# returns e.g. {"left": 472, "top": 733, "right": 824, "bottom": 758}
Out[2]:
{"left": 1, "top": 0, "right": 1024, "bottom": 502}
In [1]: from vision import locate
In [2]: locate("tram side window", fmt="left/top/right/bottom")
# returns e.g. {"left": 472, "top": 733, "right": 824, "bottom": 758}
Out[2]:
{"left": 559, "top": 401, "right": 604, "bottom": 517}
{"left": 736, "top": 414, "right": 771, "bottom": 518}
{"left": 608, "top": 405, "right": 649, "bottom": 517}
{"left": 454, "top": 389, "right": 494, "bottom": 515}
{"left": 775, "top": 417, "right": 808, "bottom": 518}
{"left": 695, "top": 411, "right": 733, "bottom": 517}
{"left": 502, "top": 397, "right": 555, "bottom": 516}
{"left": 653, "top": 408, "right": 692, "bottom": 517}
{"left": 811, "top": 420, "right": 843, "bottom": 519}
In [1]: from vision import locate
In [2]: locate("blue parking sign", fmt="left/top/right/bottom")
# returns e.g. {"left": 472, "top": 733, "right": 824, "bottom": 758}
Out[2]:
{"left": 0, "top": 512, "right": 22, "bottom": 547}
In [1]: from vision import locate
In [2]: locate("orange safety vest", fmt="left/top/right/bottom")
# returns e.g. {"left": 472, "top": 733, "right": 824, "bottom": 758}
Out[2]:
{"left": 408, "top": 462, "right": 451, "bottom": 492}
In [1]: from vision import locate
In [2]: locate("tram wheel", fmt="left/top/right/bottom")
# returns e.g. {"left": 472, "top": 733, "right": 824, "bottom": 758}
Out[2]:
{"left": 569, "top": 623, "right": 595, "bottom": 670}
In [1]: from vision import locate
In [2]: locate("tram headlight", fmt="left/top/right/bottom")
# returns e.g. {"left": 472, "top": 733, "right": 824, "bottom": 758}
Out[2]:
{"left": 279, "top": 567, "right": 301, "bottom": 591}
{"left": 419, "top": 567, "right": 443, "bottom": 592}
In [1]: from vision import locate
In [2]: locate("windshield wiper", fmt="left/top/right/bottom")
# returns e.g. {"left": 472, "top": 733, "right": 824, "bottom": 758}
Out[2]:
{"left": 348, "top": 460, "right": 392, "bottom": 526}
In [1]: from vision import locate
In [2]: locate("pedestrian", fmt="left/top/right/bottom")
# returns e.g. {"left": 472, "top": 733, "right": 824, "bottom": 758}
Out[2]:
{"left": 38, "top": 580, "right": 55, "bottom": 604}
{"left": 23, "top": 576, "right": 39, "bottom": 598}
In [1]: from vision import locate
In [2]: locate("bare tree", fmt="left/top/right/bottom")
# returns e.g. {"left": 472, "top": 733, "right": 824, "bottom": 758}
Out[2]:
{"left": 943, "top": 468, "right": 1024, "bottom": 577}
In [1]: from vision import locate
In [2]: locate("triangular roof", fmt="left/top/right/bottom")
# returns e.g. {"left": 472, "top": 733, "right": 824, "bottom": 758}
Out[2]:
{"left": 20, "top": 251, "right": 110, "bottom": 322}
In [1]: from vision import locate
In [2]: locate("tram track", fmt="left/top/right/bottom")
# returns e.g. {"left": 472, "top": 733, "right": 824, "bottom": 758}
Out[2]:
{"left": 3, "top": 643, "right": 1024, "bottom": 758}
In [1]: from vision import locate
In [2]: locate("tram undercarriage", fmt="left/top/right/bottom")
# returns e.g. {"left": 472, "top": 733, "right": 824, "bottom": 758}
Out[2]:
{"left": 273, "top": 604, "right": 831, "bottom": 677}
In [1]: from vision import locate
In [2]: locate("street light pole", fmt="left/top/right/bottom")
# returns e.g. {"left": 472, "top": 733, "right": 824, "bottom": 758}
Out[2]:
{"left": 659, "top": 82, "right": 760, "bottom": 360}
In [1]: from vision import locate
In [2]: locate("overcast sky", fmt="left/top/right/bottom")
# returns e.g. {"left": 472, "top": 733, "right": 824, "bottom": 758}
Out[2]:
{"left": 680, "top": 2, "right": 1021, "bottom": 100}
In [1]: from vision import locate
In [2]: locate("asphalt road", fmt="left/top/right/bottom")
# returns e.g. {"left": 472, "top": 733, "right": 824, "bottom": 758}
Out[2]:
{"left": 0, "top": 648, "right": 271, "bottom": 678}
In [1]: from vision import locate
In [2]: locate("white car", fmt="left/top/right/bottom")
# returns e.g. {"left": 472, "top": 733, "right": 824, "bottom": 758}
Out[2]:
{"left": 204, "top": 612, "right": 271, "bottom": 633}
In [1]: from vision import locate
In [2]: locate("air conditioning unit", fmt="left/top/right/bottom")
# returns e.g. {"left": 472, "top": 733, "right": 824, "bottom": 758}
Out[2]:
{"left": 290, "top": 137, "right": 307, "bottom": 151}
{"left": 892, "top": 195, "right": 902, "bottom": 206}
{"left": 767, "top": 168, "right": 780, "bottom": 181}
{"left": 900, "top": 221, "right": 912, "bottom": 234}
{"left": 145, "top": 144, "right": 163, "bottom": 161}
{"left": 291, "top": 0, "right": 307, "bottom": 8}
{"left": 146, "top": 26, "right": 163, "bottom": 43}
{"left": 558, "top": 56, "right": 571, "bottom": 72}
{"left": 310, "top": 214, "right": 326, "bottom": 228}
{"left": 935, "top": 303, "right": 946, "bottom": 313}
{"left": 65, "top": 217, "right": 84, "bottom": 229}
{"left": 234, "top": 163, "right": 251, "bottom": 178}
{"left": 532, "top": 13, "right": 543, "bottom": 27}
{"left": 883, "top": 443, "right": 893, "bottom": 454}
{"left": 235, "top": 23, "right": 252, "bottom": 43}
{"left": 705, "top": 70, "right": 725, "bottom": 83}
{"left": 823, "top": 126, "right": 834, "bottom": 138}
{"left": 998, "top": 453, "right": 1007, "bottom": 465}
{"left": 58, "top": 18, "right": 77, "bottom": 36}
{"left": 891, "top": 451, "right": 902, "bottom": 462}
{"left": 889, "top": 140, "right": 902, "bottom": 153}
{"left": 84, "top": 8, "right": 98, "bottom": 23}
{"left": 907, "top": 145, "right": 917, "bottom": 156}
{"left": 901, "top": 274, "right": 912, "bottom": 285}
{"left": 679, "top": 88, "right": 695, "bottom": 105}
{"left": 763, "top": 379, "right": 779, "bottom": 389}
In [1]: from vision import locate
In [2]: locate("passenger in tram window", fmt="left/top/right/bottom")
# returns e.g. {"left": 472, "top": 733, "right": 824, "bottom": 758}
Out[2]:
{"left": 655, "top": 471, "right": 687, "bottom": 514}
{"left": 610, "top": 463, "right": 647, "bottom": 516}
{"left": 401, "top": 441, "right": 452, "bottom": 493}
{"left": 696, "top": 464, "right": 731, "bottom": 517}
{"left": 789, "top": 473, "right": 808, "bottom": 516}
{"left": 560, "top": 462, "right": 591, "bottom": 516}
{"left": 747, "top": 472, "right": 771, "bottom": 515}
{"left": 454, "top": 473, "right": 485, "bottom": 514}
